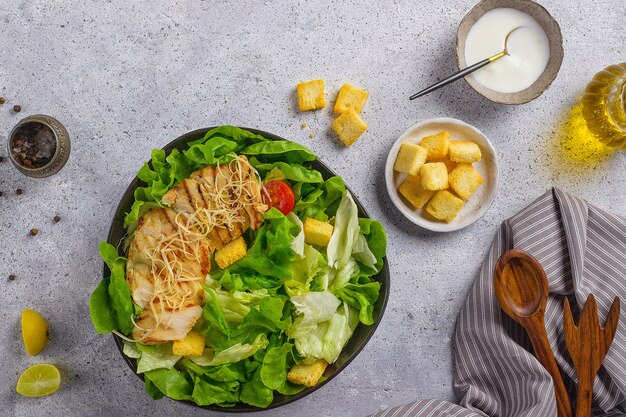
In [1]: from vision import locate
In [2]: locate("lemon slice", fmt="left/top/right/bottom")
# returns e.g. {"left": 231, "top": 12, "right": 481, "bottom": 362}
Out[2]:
{"left": 16, "top": 364, "right": 61, "bottom": 397}
{"left": 21, "top": 309, "right": 48, "bottom": 356}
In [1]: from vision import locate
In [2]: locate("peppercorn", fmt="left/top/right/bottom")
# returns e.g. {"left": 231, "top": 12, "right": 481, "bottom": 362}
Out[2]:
{"left": 16, "top": 188, "right": 23, "bottom": 195}
{"left": 13, "top": 105, "right": 21, "bottom": 113}
{"left": 30, "top": 228, "right": 38, "bottom": 236}
{"left": 8, "top": 274, "right": 16, "bottom": 281}
{"left": 0, "top": 97, "right": 5, "bottom": 105}
{"left": 10, "top": 122, "right": 56, "bottom": 169}
{"left": 53, "top": 215, "right": 61, "bottom": 223}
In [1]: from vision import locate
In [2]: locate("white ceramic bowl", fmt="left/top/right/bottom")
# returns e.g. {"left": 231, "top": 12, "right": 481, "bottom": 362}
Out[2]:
{"left": 385, "top": 118, "right": 498, "bottom": 232}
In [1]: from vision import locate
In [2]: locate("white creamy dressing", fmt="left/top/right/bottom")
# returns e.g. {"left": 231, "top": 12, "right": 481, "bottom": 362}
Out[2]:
{"left": 464, "top": 8, "right": 550, "bottom": 93}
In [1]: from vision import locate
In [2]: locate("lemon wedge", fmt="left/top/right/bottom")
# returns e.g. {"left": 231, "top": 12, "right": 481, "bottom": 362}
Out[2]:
{"left": 21, "top": 309, "right": 48, "bottom": 356}
{"left": 16, "top": 364, "right": 61, "bottom": 397}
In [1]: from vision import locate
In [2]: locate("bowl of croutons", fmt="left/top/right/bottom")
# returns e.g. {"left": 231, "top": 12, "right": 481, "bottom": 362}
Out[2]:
{"left": 385, "top": 118, "right": 498, "bottom": 232}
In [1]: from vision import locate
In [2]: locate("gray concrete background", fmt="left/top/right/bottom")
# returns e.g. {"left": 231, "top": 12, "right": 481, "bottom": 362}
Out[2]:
{"left": 0, "top": 1, "right": 624, "bottom": 416}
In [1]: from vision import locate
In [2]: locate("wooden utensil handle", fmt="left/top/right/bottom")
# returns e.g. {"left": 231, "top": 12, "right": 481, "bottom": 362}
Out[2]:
{"left": 527, "top": 318, "right": 573, "bottom": 417}
{"left": 575, "top": 370, "right": 593, "bottom": 417}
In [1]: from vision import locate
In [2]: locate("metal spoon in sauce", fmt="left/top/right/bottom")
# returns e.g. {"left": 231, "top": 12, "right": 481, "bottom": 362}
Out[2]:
{"left": 409, "top": 26, "right": 522, "bottom": 100}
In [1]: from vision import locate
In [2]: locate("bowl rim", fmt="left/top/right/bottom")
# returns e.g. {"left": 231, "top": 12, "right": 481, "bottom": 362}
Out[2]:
{"left": 456, "top": 0, "right": 564, "bottom": 104}
{"left": 384, "top": 117, "right": 499, "bottom": 232}
{"left": 106, "top": 126, "right": 390, "bottom": 412}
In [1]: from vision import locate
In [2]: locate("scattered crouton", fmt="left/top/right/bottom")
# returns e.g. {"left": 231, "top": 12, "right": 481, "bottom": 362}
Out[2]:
{"left": 421, "top": 131, "right": 450, "bottom": 159}
{"left": 297, "top": 80, "right": 326, "bottom": 111}
{"left": 172, "top": 330, "right": 205, "bottom": 356}
{"left": 394, "top": 143, "right": 428, "bottom": 176}
{"left": 287, "top": 359, "right": 328, "bottom": 387}
{"left": 420, "top": 162, "right": 448, "bottom": 190}
{"left": 215, "top": 237, "right": 247, "bottom": 269}
{"left": 304, "top": 218, "right": 334, "bottom": 246}
{"left": 334, "top": 83, "right": 368, "bottom": 114}
{"left": 425, "top": 190, "right": 465, "bottom": 222}
{"left": 398, "top": 174, "right": 435, "bottom": 209}
{"left": 332, "top": 107, "right": 368, "bottom": 147}
{"left": 449, "top": 140, "right": 482, "bottom": 163}
{"left": 449, "top": 163, "right": 484, "bottom": 200}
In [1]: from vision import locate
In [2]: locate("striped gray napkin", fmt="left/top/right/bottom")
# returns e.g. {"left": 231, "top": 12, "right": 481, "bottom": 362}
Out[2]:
{"left": 371, "top": 188, "right": 626, "bottom": 417}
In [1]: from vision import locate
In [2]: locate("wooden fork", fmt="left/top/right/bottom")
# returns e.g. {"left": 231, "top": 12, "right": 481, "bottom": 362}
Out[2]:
{"left": 563, "top": 295, "right": 620, "bottom": 417}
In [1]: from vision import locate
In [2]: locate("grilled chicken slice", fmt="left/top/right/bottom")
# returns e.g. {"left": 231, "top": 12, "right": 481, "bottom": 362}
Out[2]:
{"left": 126, "top": 156, "right": 267, "bottom": 344}
{"left": 161, "top": 156, "right": 266, "bottom": 249}
{"left": 132, "top": 302, "right": 203, "bottom": 344}
{"left": 127, "top": 208, "right": 209, "bottom": 344}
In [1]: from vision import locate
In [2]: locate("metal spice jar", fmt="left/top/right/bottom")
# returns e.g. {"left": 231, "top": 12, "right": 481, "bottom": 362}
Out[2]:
{"left": 7, "top": 115, "right": 70, "bottom": 178}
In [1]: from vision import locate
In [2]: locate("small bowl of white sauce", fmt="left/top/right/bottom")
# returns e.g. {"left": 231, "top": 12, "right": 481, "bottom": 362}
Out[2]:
{"left": 456, "top": 0, "right": 563, "bottom": 104}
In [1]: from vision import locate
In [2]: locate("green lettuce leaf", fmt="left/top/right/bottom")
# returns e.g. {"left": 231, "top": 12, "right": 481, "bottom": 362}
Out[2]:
{"left": 290, "top": 291, "right": 341, "bottom": 328}
{"left": 241, "top": 140, "right": 317, "bottom": 164}
{"left": 260, "top": 344, "right": 305, "bottom": 395}
{"left": 294, "top": 176, "right": 346, "bottom": 221}
{"left": 190, "top": 334, "right": 269, "bottom": 367}
{"left": 227, "top": 208, "right": 298, "bottom": 279}
{"left": 335, "top": 280, "right": 381, "bottom": 325}
{"left": 250, "top": 159, "right": 324, "bottom": 183}
{"left": 284, "top": 244, "right": 327, "bottom": 297}
{"left": 122, "top": 341, "right": 141, "bottom": 358}
{"left": 143, "top": 368, "right": 193, "bottom": 401}
{"left": 186, "top": 125, "right": 267, "bottom": 147}
{"left": 329, "top": 257, "right": 360, "bottom": 291}
{"left": 205, "top": 363, "right": 248, "bottom": 382}
{"left": 240, "top": 367, "right": 273, "bottom": 408}
{"left": 203, "top": 288, "right": 234, "bottom": 336}
{"left": 135, "top": 343, "right": 181, "bottom": 374}
{"left": 144, "top": 377, "right": 165, "bottom": 400}
{"left": 287, "top": 212, "right": 305, "bottom": 256}
{"left": 201, "top": 290, "right": 289, "bottom": 352}
{"left": 90, "top": 242, "right": 135, "bottom": 335}
{"left": 88, "top": 278, "right": 117, "bottom": 334}
{"left": 358, "top": 218, "right": 387, "bottom": 275}
{"left": 203, "top": 285, "right": 268, "bottom": 324}
{"left": 288, "top": 301, "right": 359, "bottom": 364}
{"left": 327, "top": 193, "right": 361, "bottom": 270}
{"left": 191, "top": 376, "right": 239, "bottom": 406}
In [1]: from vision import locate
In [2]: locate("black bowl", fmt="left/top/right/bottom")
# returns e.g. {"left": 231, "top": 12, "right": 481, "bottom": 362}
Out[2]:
{"left": 106, "top": 127, "right": 390, "bottom": 412}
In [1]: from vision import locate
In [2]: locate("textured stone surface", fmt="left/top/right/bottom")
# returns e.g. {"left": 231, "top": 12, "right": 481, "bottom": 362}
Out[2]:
{"left": 0, "top": 1, "right": 624, "bottom": 416}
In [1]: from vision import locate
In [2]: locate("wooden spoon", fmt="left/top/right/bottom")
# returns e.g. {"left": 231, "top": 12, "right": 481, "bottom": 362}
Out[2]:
{"left": 563, "top": 295, "right": 620, "bottom": 417}
{"left": 494, "top": 249, "right": 573, "bottom": 417}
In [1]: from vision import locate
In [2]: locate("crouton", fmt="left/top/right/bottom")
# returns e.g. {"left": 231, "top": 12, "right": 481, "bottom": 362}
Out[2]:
{"left": 172, "top": 330, "right": 205, "bottom": 356}
{"left": 332, "top": 108, "right": 368, "bottom": 147}
{"left": 398, "top": 174, "right": 435, "bottom": 209}
{"left": 425, "top": 190, "right": 465, "bottom": 222}
{"left": 334, "top": 83, "right": 369, "bottom": 114}
{"left": 297, "top": 80, "right": 326, "bottom": 111}
{"left": 449, "top": 163, "right": 484, "bottom": 200}
{"left": 304, "top": 218, "right": 334, "bottom": 246}
{"left": 393, "top": 143, "right": 428, "bottom": 176}
{"left": 287, "top": 359, "right": 328, "bottom": 387}
{"left": 449, "top": 140, "right": 482, "bottom": 163}
{"left": 215, "top": 237, "right": 247, "bottom": 269}
{"left": 428, "top": 157, "right": 457, "bottom": 173}
{"left": 420, "top": 162, "right": 448, "bottom": 190}
{"left": 421, "top": 131, "right": 450, "bottom": 159}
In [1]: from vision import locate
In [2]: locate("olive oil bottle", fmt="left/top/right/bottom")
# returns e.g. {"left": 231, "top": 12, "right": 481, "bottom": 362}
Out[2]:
{"left": 581, "top": 63, "right": 626, "bottom": 150}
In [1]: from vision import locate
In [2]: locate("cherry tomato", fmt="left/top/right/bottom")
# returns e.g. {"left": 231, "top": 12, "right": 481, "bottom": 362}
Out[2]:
{"left": 263, "top": 180, "right": 295, "bottom": 215}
